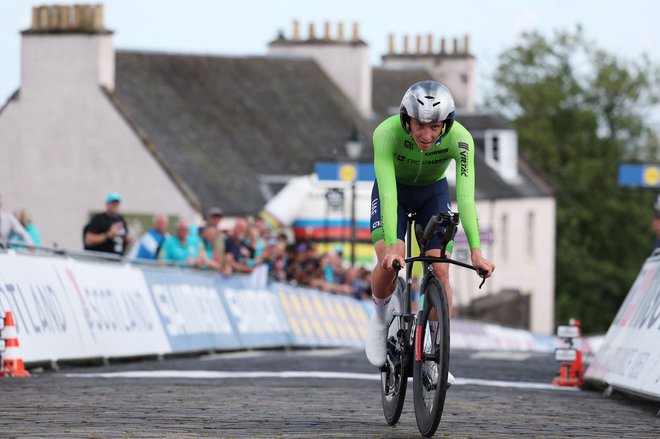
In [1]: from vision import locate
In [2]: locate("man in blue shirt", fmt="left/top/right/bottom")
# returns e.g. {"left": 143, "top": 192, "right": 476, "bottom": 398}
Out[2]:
{"left": 128, "top": 213, "right": 169, "bottom": 260}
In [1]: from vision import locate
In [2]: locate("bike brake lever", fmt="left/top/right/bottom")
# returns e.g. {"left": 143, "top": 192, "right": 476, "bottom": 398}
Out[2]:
{"left": 477, "top": 268, "right": 487, "bottom": 289}
{"left": 392, "top": 260, "right": 402, "bottom": 284}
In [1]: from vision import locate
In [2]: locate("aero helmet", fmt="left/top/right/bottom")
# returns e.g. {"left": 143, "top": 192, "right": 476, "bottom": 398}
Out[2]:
{"left": 400, "top": 80, "right": 456, "bottom": 140}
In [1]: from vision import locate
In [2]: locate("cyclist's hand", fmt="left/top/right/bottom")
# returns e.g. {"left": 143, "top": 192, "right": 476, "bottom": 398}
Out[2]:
{"left": 381, "top": 248, "right": 405, "bottom": 273}
{"left": 471, "top": 248, "right": 495, "bottom": 278}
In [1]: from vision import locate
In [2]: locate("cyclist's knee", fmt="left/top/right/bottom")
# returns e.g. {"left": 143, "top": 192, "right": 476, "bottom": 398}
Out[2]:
{"left": 433, "top": 264, "right": 449, "bottom": 285}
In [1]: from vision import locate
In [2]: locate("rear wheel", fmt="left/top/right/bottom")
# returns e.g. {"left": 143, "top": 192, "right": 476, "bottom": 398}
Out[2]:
{"left": 380, "top": 277, "right": 408, "bottom": 425}
{"left": 412, "top": 276, "right": 450, "bottom": 437}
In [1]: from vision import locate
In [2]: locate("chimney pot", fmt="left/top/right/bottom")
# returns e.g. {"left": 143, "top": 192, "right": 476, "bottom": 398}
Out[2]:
{"left": 351, "top": 22, "right": 360, "bottom": 42}
{"left": 92, "top": 5, "right": 104, "bottom": 31}
{"left": 323, "top": 21, "right": 330, "bottom": 41}
{"left": 440, "top": 37, "right": 446, "bottom": 54}
{"left": 464, "top": 35, "right": 470, "bottom": 54}
{"left": 73, "top": 5, "right": 83, "bottom": 29}
{"left": 308, "top": 22, "right": 316, "bottom": 40}
{"left": 427, "top": 34, "right": 433, "bottom": 54}
{"left": 38, "top": 6, "right": 49, "bottom": 30}
{"left": 388, "top": 34, "right": 395, "bottom": 54}
{"left": 337, "top": 22, "right": 345, "bottom": 41}
{"left": 292, "top": 20, "right": 300, "bottom": 41}
{"left": 415, "top": 35, "right": 421, "bottom": 54}
{"left": 60, "top": 6, "right": 71, "bottom": 28}
{"left": 453, "top": 37, "right": 458, "bottom": 54}
{"left": 403, "top": 35, "right": 409, "bottom": 55}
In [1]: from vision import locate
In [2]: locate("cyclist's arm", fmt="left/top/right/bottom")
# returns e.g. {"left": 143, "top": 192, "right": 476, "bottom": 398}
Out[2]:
{"left": 373, "top": 123, "right": 399, "bottom": 247}
{"left": 451, "top": 130, "right": 481, "bottom": 251}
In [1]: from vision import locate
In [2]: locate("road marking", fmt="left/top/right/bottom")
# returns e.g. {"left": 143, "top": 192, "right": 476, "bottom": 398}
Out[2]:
{"left": 469, "top": 351, "right": 534, "bottom": 361}
{"left": 65, "top": 370, "right": 579, "bottom": 391}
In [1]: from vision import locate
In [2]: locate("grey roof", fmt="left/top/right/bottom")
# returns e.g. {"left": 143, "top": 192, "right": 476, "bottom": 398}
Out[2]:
{"left": 113, "top": 51, "right": 372, "bottom": 215}
{"left": 111, "top": 53, "right": 551, "bottom": 216}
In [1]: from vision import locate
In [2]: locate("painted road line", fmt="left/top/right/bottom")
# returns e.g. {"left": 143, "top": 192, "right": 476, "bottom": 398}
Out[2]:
{"left": 469, "top": 351, "right": 534, "bottom": 361}
{"left": 65, "top": 370, "right": 580, "bottom": 391}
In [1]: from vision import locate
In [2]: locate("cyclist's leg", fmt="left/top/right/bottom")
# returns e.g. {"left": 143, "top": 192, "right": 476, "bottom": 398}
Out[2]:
{"left": 426, "top": 249, "right": 453, "bottom": 316}
{"left": 367, "top": 182, "right": 406, "bottom": 367}
{"left": 372, "top": 239, "right": 405, "bottom": 300}
{"left": 369, "top": 180, "right": 407, "bottom": 305}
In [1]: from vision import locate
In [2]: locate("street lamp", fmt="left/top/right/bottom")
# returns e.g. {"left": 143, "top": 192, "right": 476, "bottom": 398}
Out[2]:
{"left": 345, "top": 126, "right": 363, "bottom": 267}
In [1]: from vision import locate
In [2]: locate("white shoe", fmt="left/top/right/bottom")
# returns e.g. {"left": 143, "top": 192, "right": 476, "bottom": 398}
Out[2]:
{"left": 423, "top": 364, "right": 455, "bottom": 388}
{"left": 447, "top": 371, "right": 455, "bottom": 387}
{"left": 365, "top": 315, "right": 388, "bottom": 367}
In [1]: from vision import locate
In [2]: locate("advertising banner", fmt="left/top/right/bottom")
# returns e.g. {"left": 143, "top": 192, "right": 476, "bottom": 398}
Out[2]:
{"left": 585, "top": 255, "right": 660, "bottom": 401}
{"left": 274, "top": 283, "right": 369, "bottom": 348}
{"left": 142, "top": 269, "right": 241, "bottom": 352}
{"left": 220, "top": 283, "right": 292, "bottom": 348}
{"left": 58, "top": 259, "right": 171, "bottom": 358}
{"left": 0, "top": 252, "right": 93, "bottom": 362}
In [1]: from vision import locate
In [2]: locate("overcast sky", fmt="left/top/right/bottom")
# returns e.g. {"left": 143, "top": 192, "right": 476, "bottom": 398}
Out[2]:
{"left": 2, "top": 0, "right": 659, "bottom": 122}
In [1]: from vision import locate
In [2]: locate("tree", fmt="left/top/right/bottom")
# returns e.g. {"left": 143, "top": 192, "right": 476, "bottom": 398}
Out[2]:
{"left": 488, "top": 27, "right": 660, "bottom": 333}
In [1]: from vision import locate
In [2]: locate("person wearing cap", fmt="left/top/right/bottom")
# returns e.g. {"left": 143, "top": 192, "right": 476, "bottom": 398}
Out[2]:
{"left": 83, "top": 192, "right": 133, "bottom": 256}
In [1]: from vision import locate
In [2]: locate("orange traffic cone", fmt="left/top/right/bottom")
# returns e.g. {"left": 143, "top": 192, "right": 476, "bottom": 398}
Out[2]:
{"left": 551, "top": 318, "right": 583, "bottom": 387}
{"left": 0, "top": 311, "right": 31, "bottom": 377}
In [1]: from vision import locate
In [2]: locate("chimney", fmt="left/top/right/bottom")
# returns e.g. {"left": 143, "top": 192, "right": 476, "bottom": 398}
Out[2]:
{"left": 21, "top": 4, "right": 115, "bottom": 98}
{"left": 268, "top": 20, "right": 372, "bottom": 118}
{"left": 380, "top": 33, "right": 477, "bottom": 111}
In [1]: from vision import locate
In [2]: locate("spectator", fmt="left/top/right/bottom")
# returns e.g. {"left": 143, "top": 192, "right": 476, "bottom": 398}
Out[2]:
{"left": 83, "top": 192, "right": 133, "bottom": 256}
{"left": 12, "top": 209, "right": 41, "bottom": 246}
{"left": 225, "top": 217, "right": 254, "bottom": 273}
{"left": 205, "top": 206, "right": 227, "bottom": 260}
{"left": 194, "top": 222, "right": 225, "bottom": 272}
{"left": 127, "top": 213, "right": 169, "bottom": 260}
{"left": 0, "top": 194, "right": 33, "bottom": 247}
{"left": 158, "top": 219, "right": 196, "bottom": 265}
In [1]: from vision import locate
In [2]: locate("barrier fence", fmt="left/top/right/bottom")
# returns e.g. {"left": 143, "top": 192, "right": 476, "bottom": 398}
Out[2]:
{"left": 0, "top": 250, "right": 371, "bottom": 364}
{"left": 1, "top": 249, "right": 597, "bottom": 372}
{"left": 585, "top": 251, "right": 660, "bottom": 401}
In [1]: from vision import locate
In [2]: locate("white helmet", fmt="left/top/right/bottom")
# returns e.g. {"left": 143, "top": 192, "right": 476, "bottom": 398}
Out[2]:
{"left": 400, "top": 80, "right": 456, "bottom": 139}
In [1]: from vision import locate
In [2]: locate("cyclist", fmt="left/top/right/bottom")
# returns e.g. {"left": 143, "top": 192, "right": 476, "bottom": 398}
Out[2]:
{"left": 366, "top": 80, "right": 495, "bottom": 384}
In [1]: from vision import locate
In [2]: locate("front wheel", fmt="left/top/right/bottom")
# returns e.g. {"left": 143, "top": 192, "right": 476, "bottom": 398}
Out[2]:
{"left": 380, "top": 277, "right": 408, "bottom": 425}
{"left": 412, "top": 276, "right": 450, "bottom": 437}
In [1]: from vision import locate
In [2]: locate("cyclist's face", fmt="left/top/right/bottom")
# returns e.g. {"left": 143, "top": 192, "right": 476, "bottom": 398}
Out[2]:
{"left": 409, "top": 118, "right": 443, "bottom": 150}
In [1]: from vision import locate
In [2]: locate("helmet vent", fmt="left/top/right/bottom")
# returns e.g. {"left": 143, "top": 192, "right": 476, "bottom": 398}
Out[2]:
{"left": 416, "top": 98, "right": 424, "bottom": 105}
{"left": 432, "top": 102, "right": 441, "bottom": 107}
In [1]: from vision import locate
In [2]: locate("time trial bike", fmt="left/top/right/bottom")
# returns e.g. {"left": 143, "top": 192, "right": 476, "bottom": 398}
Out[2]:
{"left": 380, "top": 211, "right": 486, "bottom": 437}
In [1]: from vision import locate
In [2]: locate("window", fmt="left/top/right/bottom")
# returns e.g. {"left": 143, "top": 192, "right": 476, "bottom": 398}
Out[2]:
{"left": 491, "top": 135, "right": 500, "bottom": 162}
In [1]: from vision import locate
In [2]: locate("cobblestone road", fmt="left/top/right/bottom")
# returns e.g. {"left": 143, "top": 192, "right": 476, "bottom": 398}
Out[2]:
{"left": 0, "top": 349, "right": 658, "bottom": 438}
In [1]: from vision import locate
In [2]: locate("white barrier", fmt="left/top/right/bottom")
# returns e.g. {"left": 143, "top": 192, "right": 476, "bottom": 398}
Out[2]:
{"left": 585, "top": 253, "right": 660, "bottom": 401}
{"left": 1, "top": 250, "right": 578, "bottom": 368}
{"left": 0, "top": 251, "right": 171, "bottom": 363}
